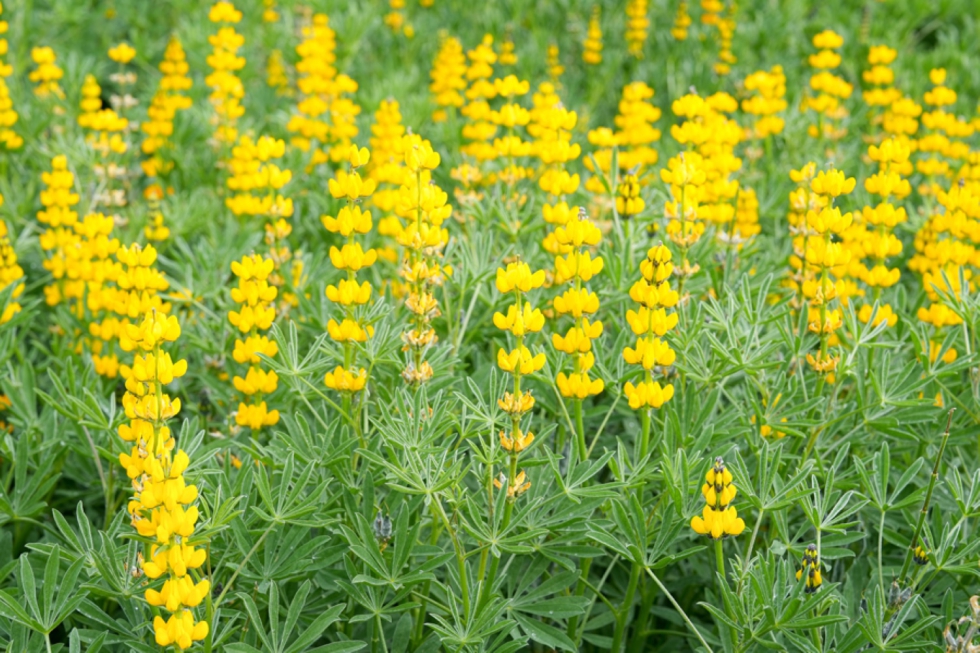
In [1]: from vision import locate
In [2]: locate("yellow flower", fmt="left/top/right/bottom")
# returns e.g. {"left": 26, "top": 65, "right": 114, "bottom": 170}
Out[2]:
{"left": 556, "top": 372, "right": 604, "bottom": 398}
{"left": 324, "top": 366, "right": 367, "bottom": 392}
{"left": 623, "top": 380, "right": 674, "bottom": 409}
{"left": 493, "top": 302, "right": 545, "bottom": 336}
{"left": 495, "top": 261, "right": 545, "bottom": 293}
{"left": 108, "top": 42, "right": 137, "bottom": 64}
{"left": 497, "top": 345, "right": 546, "bottom": 375}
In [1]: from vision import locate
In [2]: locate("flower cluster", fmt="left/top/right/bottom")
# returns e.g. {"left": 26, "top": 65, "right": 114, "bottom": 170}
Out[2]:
{"left": 226, "top": 136, "right": 294, "bottom": 276}
{"left": 489, "top": 74, "right": 534, "bottom": 192}
{"left": 0, "top": 3, "right": 20, "bottom": 150}
{"left": 916, "top": 69, "right": 974, "bottom": 198}
{"left": 546, "top": 44, "right": 564, "bottom": 85}
{"left": 90, "top": 243, "right": 171, "bottom": 378}
{"left": 323, "top": 146, "right": 377, "bottom": 394}
{"left": 70, "top": 213, "right": 122, "bottom": 368}
{"left": 30, "top": 46, "right": 64, "bottom": 99}
{"left": 849, "top": 137, "right": 909, "bottom": 327}
{"left": 585, "top": 81, "right": 661, "bottom": 196}
{"left": 804, "top": 168, "right": 856, "bottom": 377}
{"left": 206, "top": 1, "right": 246, "bottom": 146}
{"left": 459, "top": 35, "right": 498, "bottom": 163}
{"left": 228, "top": 254, "right": 280, "bottom": 430}
{"left": 551, "top": 207, "right": 604, "bottom": 401}
{"left": 531, "top": 85, "right": 582, "bottom": 254}
{"left": 368, "top": 99, "right": 409, "bottom": 267}
{"left": 671, "top": 1, "right": 691, "bottom": 40}
{"left": 691, "top": 457, "right": 746, "bottom": 539}
{"left": 115, "top": 309, "right": 210, "bottom": 650}
{"left": 862, "top": 45, "right": 901, "bottom": 127}
{"left": 583, "top": 7, "right": 602, "bottom": 65}
{"left": 78, "top": 75, "right": 130, "bottom": 216}
{"left": 671, "top": 92, "right": 753, "bottom": 247}
{"left": 0, "top": 215, "right": 23, "bottom": 324}
{"left": 288, "top": 14, "right": 360, "bottom": 168}
{"left": 625, "top": 0, "right": 649, "bottom": 58}
{"left": 142, "top": 35, "right": 193, "bottom": 180}
{"left": 709, "top": 3, "right": 737, "bottom": 75}
{"left": 661, "top": 149, "right": 706, "bottom": 279}
{"left": 37, "top": 155, "right": 81, "bottom": 306}
{"left": 108, "top": 42, "right": 139, "bottom": 124}
{"left": 395, "top": 135, "right": 452, "bottom": 385}
{"left": 803, "top": 29, "right": 852, "bottom": 140}
{"left": 624, "top": 244, "right": 677, "bottom": 412}
{"left": 498, "top": 36, "right": 517, "bottom": 67}
{"left": 429, "top": 36, "right": 466, "bottom": 123}
{"left": 742, "top": 65, "right": 787, "bottom": 140}
{"left": 265, "top": 49, "right": 291, "bottom": 96}
{"left": 493, "top": 260, "right": 545, "bottom": 496}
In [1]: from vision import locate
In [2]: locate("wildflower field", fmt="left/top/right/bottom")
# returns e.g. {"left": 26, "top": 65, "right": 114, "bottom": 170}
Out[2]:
{"left": 2, "top": 0, "right": 980, "bottom": 650}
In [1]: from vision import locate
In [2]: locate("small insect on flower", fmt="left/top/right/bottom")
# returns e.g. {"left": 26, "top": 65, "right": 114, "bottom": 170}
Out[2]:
{"left": 796, "top": 543, "right": 823, "bottom": 593}
{"left": 913, "top": 545, "right": 929, "bottom": 566}
{"left": 373, "top": 512, "right": 393, "bottom": 551}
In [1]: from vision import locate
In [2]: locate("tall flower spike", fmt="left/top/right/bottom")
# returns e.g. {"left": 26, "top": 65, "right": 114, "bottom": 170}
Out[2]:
{"left": 691, "top": 457, "right": 746, "bottom": 539}
{"left": 70, "top": 213, "right": 122, "bottom": 372}
{"left": 803, "top": 167, "right": 856, "bottom": 380}
{"left": 0, "top": 3, "right": 21, "bottom": 150}
{"left": 78, "top": 75, "right": 130, "bottom": 219}
{"left": 37, "top": 155, "right": 81, "bottom": 307}
{"left": 671, "top": 1, "right": 692, "bottom": 41}
{"left": 226, "top": 135, "right": 295, "bottom": 292}
{"left": 851, "top": 137, "right": 909, "bottom": 328}
{"left": 742, "top": 65, "right": 787, "bottom": 141}
{"left": 583, "top": 7, "right": 603, "bottom": 65}
{"left": 552, "top": 207, "right": 604, "bottom": 403}
{"left": 0, "top": 216, "right": 24, "bottom": 325}
{"left": 803, "top": 29, "right": 853, "bottom": 141}
{"left": 288, "top": 14, "right": 360, "bottom": 169}
{"left": 530, "top": 83, "right": 581, "bottom": 255}
{"left": 458, "top": 34, "right": 498, "bottom": 165}
{"left": 114, "top": 307, "right": 209, "bottom": 651}
{"left": 494, "top": 258, "right": 544, "bottom": 499}
{"left": 228, "top": 253, "right": 280, "bottom": 430}
{"left": 429, "top": 35, "right": 466, "bottom": 123}
{"left": 862, "top": 45, "right": 901, "bottom": 130}
{"left": 585, "top": 81, "right": 661, "bottom": 201}
{"left": 625, "top": 0, "right": 649, "bottom": 58}
{"left": 206, "top": 1, "right": 246, "bottom": 147}
{"left": 142, "top": 35, "right": 193, "bottom": 182}
{"left": 396, "top": 134, "right": 452, "bottom": 385}
{"left": 29, "top": 46, "right": 64, "bottom": 99}
{"left": 367, "top": 99, "right": 409, "bottom": 269}
{"left": 323, "top": 145, "right": 377, "bottom": 395}
{"left": 624, "top": 243, "right": 678, "bottom": 415}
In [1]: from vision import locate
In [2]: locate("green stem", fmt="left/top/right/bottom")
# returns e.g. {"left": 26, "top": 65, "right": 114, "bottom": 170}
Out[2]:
{"left": 479, "top": 454, "right": 517, "bottom": 609}
{"left": 612, "top": 561, "right": 642, "bottom": 653}
{"left": 643, "top": 567, "right": 713, "bottom": 653}
{"left": 566, "top": 558, "right": 592, "bottom": 644}
{"left": 897, "top": 408, "right": 954, "bottom": 587}
{"left": 574, "top": 398, "right": 586, "bottom": 462}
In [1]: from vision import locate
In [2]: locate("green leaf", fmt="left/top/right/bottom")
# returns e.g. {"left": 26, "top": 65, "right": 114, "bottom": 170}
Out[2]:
{"left": 513, "top": 613, "right": 576, "bottom": 652}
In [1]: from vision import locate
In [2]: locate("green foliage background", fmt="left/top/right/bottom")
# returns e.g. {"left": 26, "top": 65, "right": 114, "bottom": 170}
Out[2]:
{"left": 1, "top": 0, "right": 980, "bottom": 651}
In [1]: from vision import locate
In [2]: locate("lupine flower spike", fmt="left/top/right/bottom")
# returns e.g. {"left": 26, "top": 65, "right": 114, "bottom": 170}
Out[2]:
{"left": 116, "top": 307, "right": 210, "bottom": 650}
{"left": 323, "top": 145, "right": 377, "bottom": 395}
{"left": 691, "top": 457, "right": 746, "bottom": 539}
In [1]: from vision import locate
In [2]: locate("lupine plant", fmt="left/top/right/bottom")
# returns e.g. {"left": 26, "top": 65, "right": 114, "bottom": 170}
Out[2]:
{"left": 1, "top": 0, "right": 980, "bottom": 652}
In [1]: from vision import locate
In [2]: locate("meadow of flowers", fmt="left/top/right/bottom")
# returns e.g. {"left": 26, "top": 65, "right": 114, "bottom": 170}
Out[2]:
{"left": 1, "top": 0, "right": 980, "bottom": 651}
